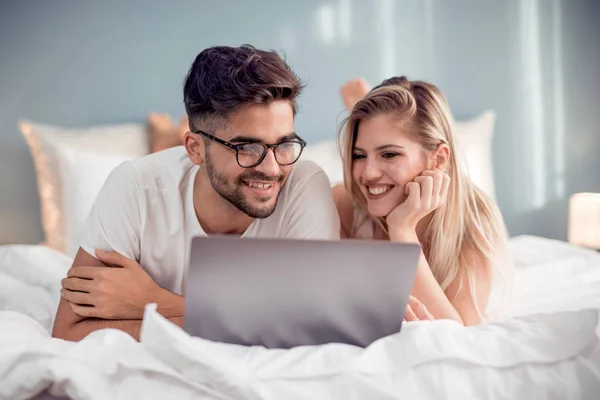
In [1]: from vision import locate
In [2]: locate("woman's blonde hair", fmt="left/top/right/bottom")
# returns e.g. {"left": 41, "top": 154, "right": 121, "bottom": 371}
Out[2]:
{"left": 338, "top": 76, "right": 509, "bottom": 312}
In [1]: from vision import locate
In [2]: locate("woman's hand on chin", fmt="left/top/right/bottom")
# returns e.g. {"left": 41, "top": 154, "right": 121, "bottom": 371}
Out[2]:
{"left": 386, "top": 170, "right": 450, "bottom": 240}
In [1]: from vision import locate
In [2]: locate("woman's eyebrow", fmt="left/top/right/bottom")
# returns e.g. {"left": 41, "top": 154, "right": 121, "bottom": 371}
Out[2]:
{"left": 353, "top": 144, "right": 405, "bottom": 151}
{"left": 375, "top": 144, "right": 405, "bottom": 151}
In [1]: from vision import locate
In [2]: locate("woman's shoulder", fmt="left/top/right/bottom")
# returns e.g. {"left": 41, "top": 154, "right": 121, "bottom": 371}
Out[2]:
{"left": 332, "top": 184, "right": 377, "bottom": 239}
{"left": 332, "top": 184, "right": 355, "bottom": 238}
{"left": 332, "top": 183, "right": 350, "bottom": 204}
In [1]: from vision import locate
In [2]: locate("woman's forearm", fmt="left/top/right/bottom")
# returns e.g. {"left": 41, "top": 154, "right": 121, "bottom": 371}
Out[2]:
{"left": 390, "top": 229, "right": 464, "bottom": 324}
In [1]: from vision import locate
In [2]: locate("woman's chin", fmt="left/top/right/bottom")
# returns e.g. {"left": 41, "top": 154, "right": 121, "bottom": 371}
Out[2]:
{"left": 366, "top": 204, "right": 394, "bottom": 218}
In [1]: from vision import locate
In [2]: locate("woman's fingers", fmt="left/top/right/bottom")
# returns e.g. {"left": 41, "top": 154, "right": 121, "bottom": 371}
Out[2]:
{"left": 405, "top": 303, "right": 418, "bottom": 321}
{"left": 413, "top": 176, "right": 433, "bottom": 209}
{"left": 411, "top": 297, "right": 434, "bottom": 321}
{"left": 420, "top": 170, "right": 450, "bottom": 207}
{"left": 406, "top": 295, "right": 435, "bottom": 321}
{"left": 421, "top": 170, "right": 443, "bottom": 204}
{"left": 405, "top": 181, "right": 421, "bottom": 208}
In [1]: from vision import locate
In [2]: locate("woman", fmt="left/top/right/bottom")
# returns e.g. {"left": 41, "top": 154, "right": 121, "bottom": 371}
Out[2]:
{"left": 334, "top": 76, "right": 513, "bottom": 326}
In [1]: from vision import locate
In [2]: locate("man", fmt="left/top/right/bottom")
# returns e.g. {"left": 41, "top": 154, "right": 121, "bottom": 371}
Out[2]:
{"left": 52, "top": 45, "right": 341, "bottom": 341}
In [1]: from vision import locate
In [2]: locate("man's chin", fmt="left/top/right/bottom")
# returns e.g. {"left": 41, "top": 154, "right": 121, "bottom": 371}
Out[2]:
{"left": 244, "top": 202, "right": 277, "bottom": 219}
{"left": 235, "top": 182, "right": 283, "bottom": 218}
{"left": 242, "top": 193, "right": 279, "bottom": 218}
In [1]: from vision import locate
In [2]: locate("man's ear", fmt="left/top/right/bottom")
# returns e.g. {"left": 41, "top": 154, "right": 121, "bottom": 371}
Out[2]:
{"left": 183, "top": 131, "right": 205, "bottom": 166}
{"left": 432, "top": 143, "right": 450, "bottom": 171}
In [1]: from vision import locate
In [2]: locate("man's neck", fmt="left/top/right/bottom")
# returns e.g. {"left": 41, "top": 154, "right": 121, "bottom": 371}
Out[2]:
{"left": 193, "top": 170, "right": 254, "bottom": 235}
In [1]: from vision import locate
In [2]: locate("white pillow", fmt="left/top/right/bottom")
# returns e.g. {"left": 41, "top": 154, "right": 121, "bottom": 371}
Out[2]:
{"left": 301, "top": 139, "right": 344, "bottom": 186}
{"left": 20, "top": 120, "right": 149, "bottom": 256}
{"left": 140, "top": 304, "right": 600, "bottom": 400}
{"left": 58, "top": 147, "right": 136, "bottom": 257}
{"left": 301, "top": 110, "right": 497, "bottom": 198}
{"left": 453, "top": 110, "right": 497, "bottom": 199}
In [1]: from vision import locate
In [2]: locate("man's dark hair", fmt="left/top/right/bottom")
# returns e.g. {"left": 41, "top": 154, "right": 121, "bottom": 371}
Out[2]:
{"left": 183, "top": 44, "right": 304, "bottom": 132}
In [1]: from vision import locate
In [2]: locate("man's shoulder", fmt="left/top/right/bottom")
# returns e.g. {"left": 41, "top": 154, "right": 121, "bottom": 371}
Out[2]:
{"left": 287, "top": 160, "right": 329, "bottom": 186}
{"left": 128, "top": 145, "right": 191, "bottom": 171}
{"left": 118, "top": 146, "right": 195, "bottom": 190}
{"left": 277, "top": 160, "right": 333, "bottom": 204}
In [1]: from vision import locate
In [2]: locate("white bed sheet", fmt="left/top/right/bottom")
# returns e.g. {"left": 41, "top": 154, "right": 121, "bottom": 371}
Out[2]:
{"left": 0, "top": 236, "right": 599, "bottom": 399}
{"left": 508, "top": 236, "right": 600, "bottom": 321}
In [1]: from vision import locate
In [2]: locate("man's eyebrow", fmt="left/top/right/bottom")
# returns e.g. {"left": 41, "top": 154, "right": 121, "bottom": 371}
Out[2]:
{"left": 229, "top": 132, "right": 299, "bottom": 144}
{"left": 228, "top": 135, "right": 261, "bottom": 143}
{"left": 277, "top": 132, "right": 300, "bottom": 142}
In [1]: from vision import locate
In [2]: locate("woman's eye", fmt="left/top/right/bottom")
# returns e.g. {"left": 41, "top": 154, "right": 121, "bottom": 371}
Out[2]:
{"left": 382, "top": 152, "right": 400, "bottom": 158}
{"left": 352, "top": 153, "right": 366, "bottom": 160}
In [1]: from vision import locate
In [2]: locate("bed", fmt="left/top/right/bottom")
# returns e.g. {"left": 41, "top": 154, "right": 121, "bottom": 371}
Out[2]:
{"left": 2, "top": 114, "right": 599, "bottom": 399}
{"left": 1, "top": 235, "right": 599, "bottom": 399}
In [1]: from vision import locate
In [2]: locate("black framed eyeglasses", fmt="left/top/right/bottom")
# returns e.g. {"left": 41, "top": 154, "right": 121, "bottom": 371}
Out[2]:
{"left": 195, "top": 130, "right": 307, "bottom": 168}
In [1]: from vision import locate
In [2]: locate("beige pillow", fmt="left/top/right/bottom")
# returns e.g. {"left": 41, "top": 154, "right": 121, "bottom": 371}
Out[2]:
{"left": 147, "top": 113, "right": 189, "bottom": 153}
{"left": 20, "top": 120, "right": 148, "bottom": 254}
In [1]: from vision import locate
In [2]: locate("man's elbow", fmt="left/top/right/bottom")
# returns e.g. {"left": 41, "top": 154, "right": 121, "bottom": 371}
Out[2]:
{"left": 52, "top": 316, "right": 105, "bottom": 341}
{"left": 52, "top": 321, "right": 88, "bottom": 342}
{"left": 54, "top": 319, "right": 142, "bottom": 342}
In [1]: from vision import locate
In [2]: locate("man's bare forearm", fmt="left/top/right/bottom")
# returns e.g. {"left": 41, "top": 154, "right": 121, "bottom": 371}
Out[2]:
{"left": 62, "top": 316, "right": 184, "bottom": 342}
{"left": 53, "top": 248, "right": 187, "bottom": 342}
{"left": 54, "top": 291, "right": 184, "bottom": 342}
{"left": 154, "top": 291, "right": 185, "bottom": 318}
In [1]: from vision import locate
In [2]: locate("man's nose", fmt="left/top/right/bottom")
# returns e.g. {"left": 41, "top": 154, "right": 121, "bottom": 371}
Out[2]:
{"left": 254, "top": 148, "right": 280, "bottom": 177}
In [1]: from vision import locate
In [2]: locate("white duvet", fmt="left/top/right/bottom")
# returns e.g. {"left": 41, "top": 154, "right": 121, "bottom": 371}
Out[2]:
{"left": 1, "top": 236, "right": 600, "bottom": 400}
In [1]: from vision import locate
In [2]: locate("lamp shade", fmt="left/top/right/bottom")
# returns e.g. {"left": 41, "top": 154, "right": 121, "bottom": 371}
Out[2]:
{"left": 568, "top": 193, "right": 600, "bottom": 249}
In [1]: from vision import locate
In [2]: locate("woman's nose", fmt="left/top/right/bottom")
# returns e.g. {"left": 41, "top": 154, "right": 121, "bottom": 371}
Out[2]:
{"left": 361, "top": 159, "right": 382, "bottom": 181}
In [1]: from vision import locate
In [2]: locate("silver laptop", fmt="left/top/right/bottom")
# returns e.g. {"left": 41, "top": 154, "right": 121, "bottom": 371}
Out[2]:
{"left": 183, "top": 236, "right": 421, "bottom": 349}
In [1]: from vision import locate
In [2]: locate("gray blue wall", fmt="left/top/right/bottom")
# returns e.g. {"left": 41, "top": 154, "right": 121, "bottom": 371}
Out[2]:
{"left": 1, "top": 0, "right": 599, "bottom": 245}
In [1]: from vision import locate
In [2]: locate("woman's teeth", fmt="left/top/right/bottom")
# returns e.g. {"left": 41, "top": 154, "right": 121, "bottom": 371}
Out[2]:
{"left": 368, "top": 185, "right": 392, "bottom": 195}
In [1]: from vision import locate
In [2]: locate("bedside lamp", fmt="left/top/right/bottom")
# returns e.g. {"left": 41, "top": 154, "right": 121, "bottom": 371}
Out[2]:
{"left": 568, "top": 193, "right": 600, "bottom": 250}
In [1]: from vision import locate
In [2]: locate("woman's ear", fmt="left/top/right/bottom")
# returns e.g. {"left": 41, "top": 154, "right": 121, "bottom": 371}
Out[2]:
{"left": 183, "top": 131, "right": 205, "bottom": 165}
{"left": 433, "top": 143, "right": 450, "bottom": 171}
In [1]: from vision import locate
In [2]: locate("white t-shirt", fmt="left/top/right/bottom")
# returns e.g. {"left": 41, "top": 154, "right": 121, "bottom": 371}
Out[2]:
{"left": 80, "top": 146, "right": 341, "bottom": 295}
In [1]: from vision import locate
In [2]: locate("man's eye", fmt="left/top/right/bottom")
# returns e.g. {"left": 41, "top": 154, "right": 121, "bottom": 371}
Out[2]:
{"left": 277, "top": 142, "right": 294, "bottom": 150}
{"left": 240, "top": 144, "right": 264, "bottom": 155}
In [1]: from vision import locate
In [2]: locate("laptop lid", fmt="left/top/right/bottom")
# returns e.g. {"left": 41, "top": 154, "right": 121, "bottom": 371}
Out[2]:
{"left": 183, "top": 236, "right": 421, "bottom": 349}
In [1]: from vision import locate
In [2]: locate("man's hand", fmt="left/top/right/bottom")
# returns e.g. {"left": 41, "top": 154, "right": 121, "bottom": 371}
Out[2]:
{"left": 61, "top": 250, "right": 165, "bottom": 320}
{"left": 340, "top": 78, "right": 371, "bottom": 110}
{"left": 404, "top": 295, "right": 434, "bottom": 322}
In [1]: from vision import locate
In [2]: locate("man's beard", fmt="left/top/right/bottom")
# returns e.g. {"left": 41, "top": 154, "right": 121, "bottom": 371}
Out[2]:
{"left": 204, "top": 154, "right": 285, "bottom": 219}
